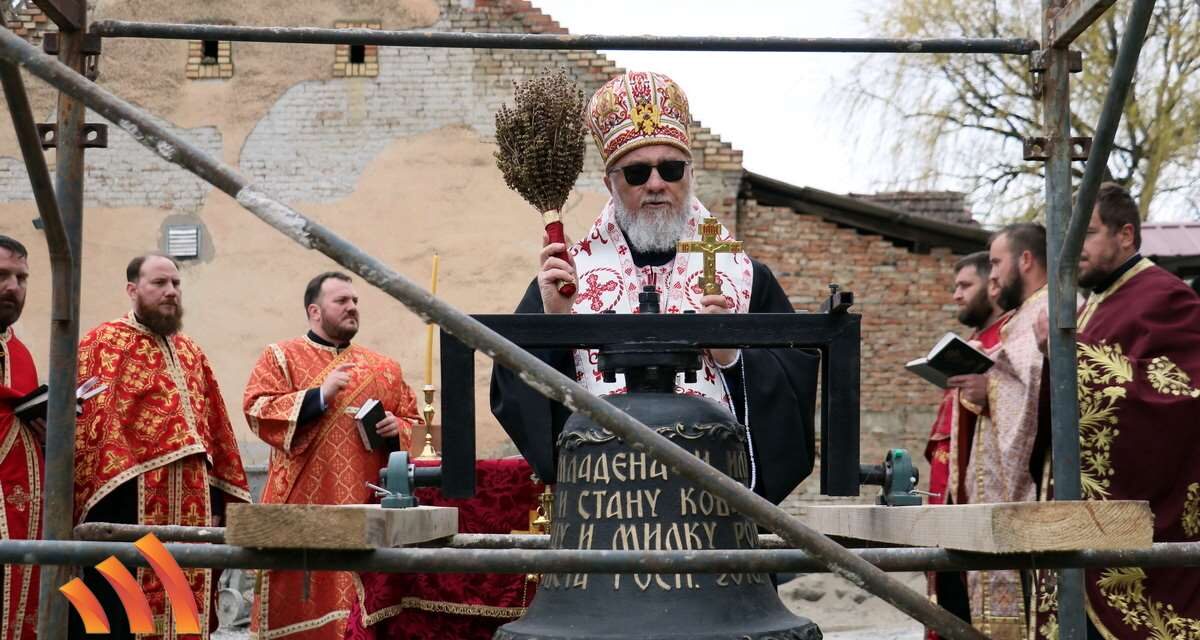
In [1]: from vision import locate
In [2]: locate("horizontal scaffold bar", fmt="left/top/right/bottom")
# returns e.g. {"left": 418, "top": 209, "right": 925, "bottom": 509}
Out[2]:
{"left": 4, "top": 539, "right": 1200, "bottom": 574}
{"left": 90, "top": 21, "right": 1040, "bottom": 55}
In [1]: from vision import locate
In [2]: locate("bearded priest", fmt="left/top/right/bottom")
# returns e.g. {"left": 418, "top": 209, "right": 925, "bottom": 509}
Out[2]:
{"left": 244, "top": 271, "right": 421, "bottom": 639}
{"left": 1032, "top": 183, "right": 1200, "bottom": 639}
{"left": 490, "top": 71, "right": 820, "bottom": 505}
{"left": 71, "top": 254, "right": 250, "bottom": 639}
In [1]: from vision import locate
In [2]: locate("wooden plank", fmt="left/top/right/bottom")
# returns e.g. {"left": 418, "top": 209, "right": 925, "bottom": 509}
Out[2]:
{"left": 225, "top": 503, "right": 458, "bottom": 550}
{"left": 793, "top": 500, "right": 1152, "bottom": 553}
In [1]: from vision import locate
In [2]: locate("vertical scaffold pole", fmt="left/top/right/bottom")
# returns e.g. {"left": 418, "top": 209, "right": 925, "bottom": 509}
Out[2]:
{"left": 35, "top": 1, "right": 87, "bottom": 637}
{"left": 1042, "top": 0, "right": 1087, "bottom": 637}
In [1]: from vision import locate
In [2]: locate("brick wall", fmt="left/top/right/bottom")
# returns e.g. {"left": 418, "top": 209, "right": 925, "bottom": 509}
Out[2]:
{"left": 4, "top": 3, "right": 54, "bottom": 47}
{"left": 740, "top": 199, "right": 963, "bottom": 505}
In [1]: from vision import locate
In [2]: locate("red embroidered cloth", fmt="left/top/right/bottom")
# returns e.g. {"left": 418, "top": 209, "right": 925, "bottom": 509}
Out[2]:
{"left": 0, "top": 330, "right": 41, "bottom": 640}
{"left": 347, "top": 457, "right": 544, "bottom": 640}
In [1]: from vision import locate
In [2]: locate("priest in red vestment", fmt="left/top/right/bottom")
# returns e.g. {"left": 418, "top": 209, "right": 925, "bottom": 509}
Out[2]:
{"left": 923, "top": 250, "right": 1006, "bottom": 639}
{"left": 0, "top": 236, "right": 41, "bottom": 640}
{"left": 1033, "top": 183, "right": 1200, "bottom": 640}
{"left": 244, "top": 271, "right": 419, "bottom": 640}
{"left": 72, "top": 254, "right": 250, "bottom": 640}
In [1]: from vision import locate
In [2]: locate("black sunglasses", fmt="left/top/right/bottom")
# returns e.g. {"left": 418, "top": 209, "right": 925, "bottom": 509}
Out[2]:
{"left": 608, "top": 160, "right": 691, "bottom": 186}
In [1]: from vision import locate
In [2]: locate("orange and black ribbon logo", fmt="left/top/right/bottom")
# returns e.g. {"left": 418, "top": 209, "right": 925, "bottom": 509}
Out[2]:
{"left": 59, "top": 533, "right": 200, "bottom": 634}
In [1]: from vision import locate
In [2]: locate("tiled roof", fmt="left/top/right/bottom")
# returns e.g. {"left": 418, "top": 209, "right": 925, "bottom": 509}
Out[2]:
{"left": 851, "top": 191, "right": 977, "bottom": 227}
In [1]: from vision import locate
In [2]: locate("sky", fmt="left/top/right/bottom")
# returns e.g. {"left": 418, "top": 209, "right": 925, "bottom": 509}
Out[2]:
{"left": 529, "top": 1, "right": 885, "bottom": 196}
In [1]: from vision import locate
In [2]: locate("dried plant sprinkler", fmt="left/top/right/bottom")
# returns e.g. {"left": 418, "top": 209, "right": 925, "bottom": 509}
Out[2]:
{"left": 495, "top": 69, "right": 588, "bottom": 297}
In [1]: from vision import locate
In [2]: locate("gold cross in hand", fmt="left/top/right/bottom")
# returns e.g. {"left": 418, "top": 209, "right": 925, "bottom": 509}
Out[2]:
{"left": 676, "top": 217, "right": 743, "bottom": 296}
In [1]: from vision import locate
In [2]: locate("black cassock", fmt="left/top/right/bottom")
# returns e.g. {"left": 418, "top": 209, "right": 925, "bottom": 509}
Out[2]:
{"left": 489, "top": 249, "right": 820, "bottom": 504}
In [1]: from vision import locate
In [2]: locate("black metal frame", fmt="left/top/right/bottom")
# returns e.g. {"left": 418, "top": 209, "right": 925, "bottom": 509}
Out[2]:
{"left": 439, "top": 312, "right": 861, "bottom": 498}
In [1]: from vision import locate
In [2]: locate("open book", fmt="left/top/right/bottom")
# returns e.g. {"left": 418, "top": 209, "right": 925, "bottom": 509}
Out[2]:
{"left": 13, "top": 376, "right": 108, "bottom": 424}
{"left": 905, "top": 332, "right": 994, "bottom": 389}
{"left": 354, "top": 398, "right": 388, "bottom": 452}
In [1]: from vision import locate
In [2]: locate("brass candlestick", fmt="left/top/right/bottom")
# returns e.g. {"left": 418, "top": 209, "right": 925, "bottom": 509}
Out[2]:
{"left": 415, "top": 384, "right": 440, "bottom": 460}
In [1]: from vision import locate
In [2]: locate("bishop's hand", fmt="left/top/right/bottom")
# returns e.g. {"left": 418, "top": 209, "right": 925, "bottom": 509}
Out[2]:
{"left": 539, "top": 233, "right": 577, "bottom": 315}
{"left": 699, "top": 293, "right": 739, "bottom": 367}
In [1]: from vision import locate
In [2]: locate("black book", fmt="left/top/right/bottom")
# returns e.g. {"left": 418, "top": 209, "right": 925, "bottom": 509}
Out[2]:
{"left": 354, "top": 398, "right": 388, "bottom": 452}
{"left": 12, "top": 376, "right": 107, "bottom": 423}
{"left": 905, "top": 332, "right": 994, "bottom": 389}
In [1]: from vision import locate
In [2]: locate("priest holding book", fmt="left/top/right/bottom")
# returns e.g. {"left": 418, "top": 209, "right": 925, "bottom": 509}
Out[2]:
{"left": 920, "top": 250, "right": 1006, "bottom": 639}
{"left": 244, "top": 271, "right": 421, "bottom": 640}
{"left": 0, "top": 236, "right": 41, "bottom": 640}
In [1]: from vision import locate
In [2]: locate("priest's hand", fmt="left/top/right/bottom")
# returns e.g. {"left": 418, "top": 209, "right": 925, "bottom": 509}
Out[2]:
{"left": 1034, "top": 307, "right": 1049, "bottom": 355}
{"left": 947, "top": 374, "right": 988, "bottom": 412}
{"left": 699, "top": 293, "right": 739, "bottom": 368}
{"left": 375, "top": 411, "right": 401, "bottom": 438}
{"left": 320, "top": 364, "right": 354, "bottom": 404}
{"left": 539, "top": 233, "right": 577, "bottom": 314}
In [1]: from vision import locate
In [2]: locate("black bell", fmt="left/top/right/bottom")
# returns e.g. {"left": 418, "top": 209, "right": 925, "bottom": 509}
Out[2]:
{"left": 495, "top": 286, "right": 820, "bottom": 640}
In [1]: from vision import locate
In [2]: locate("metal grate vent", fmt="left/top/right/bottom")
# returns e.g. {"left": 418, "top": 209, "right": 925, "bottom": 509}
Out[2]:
{"left": 166, "top": 225, "right": 201, "bottom": 259}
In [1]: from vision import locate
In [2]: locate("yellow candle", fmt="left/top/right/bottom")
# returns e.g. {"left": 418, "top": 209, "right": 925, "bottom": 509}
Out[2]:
{"left": 424, "top": 253, "right": 439, "bottom": 386}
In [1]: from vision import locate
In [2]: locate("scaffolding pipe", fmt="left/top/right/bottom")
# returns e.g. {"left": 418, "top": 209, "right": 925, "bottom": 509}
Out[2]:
{"left": 72, "top": 525, "right": 833, "bottom": 550}
{"left": 33, "top": 17, "right": 87, "bottom": 640}
{"left": 0, "top": 27, "right": 985, "bottom": 640}
{"left": 0, "top": 62, "right": 74, "bottom": 311}
{"left": 89, "top": 20, "right": 1040, "bottom": 55}
{"left": 73, "top": 523, "right": 226, "bottom": 544}
{"left": 1058, "top": 0, "right": 1156, "bottom": 278}
{"left": 2, "top": 539, "right": 1200, "bottom": 574}
{"left": 1042, "top": 1, "right": 1088, "bottom": 636}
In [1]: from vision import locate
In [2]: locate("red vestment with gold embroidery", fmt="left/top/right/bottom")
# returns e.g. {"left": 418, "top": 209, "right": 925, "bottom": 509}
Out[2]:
{"left": 0, "top": 329, "right": 41, "bottom": 640}
{"left": 923, "top": 316, "right": 1006, "bottom": 640}
{"left": 244, "top": 336, "right": 418, "bottom": 639}
{"left": 1033, "top": 261, "right": 1200, "bottom": 639}
{"left": 74, "top": 314, "right": 250, "bottom": 639}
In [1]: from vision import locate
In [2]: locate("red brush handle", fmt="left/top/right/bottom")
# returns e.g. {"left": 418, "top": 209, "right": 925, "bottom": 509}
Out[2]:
{"left": 544, "top": 217, "right": 576, "bottom": 297}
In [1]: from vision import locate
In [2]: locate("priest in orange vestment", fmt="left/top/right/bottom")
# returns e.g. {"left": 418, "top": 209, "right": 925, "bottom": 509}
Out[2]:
{"left": 244, "top": 271, "right": 419, "bottom": 639}
{"left": 0, "top": 237, "right": 41, "bottom": 640}
{"left": 72, "top": 254, "right": 250, "bottom": 640}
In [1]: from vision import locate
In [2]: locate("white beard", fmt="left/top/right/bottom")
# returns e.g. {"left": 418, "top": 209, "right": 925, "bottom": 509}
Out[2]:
{"left": 613, "top": 190, "right": 693, "bottom": 253}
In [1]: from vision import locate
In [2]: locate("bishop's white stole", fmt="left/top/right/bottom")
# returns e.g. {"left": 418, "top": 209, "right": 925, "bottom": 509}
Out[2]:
{"left": 567, "top": 197, "right": 755, "bottom": 412}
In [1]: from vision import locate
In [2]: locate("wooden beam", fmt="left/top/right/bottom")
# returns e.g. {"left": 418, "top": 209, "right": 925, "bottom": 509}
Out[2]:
{"left": 225, "top": 504, "right": 458, "bottom": 550}
{"left": 793, "top": 500, "right": 1152, "bottom": 553}
{"left": 31, "top": 0, "right": 84, "bottom": 31}
{"left": 1050, "top": 0, "right": 1118, "bottom": 49}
